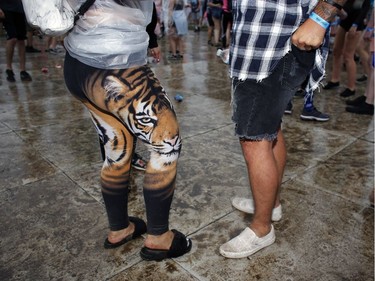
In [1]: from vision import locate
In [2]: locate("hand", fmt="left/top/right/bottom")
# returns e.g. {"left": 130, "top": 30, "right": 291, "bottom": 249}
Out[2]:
{"left": 364, "top": 28, "right": 374, "bottom": 41}
{"left": 149, "top": 47, "right": 161, "bottom": 62}
{"left": 291, "top": 18, "right": 326, "bottom": 51}
{"left": 348, "top": 25, "right": 358, "bottom": 34}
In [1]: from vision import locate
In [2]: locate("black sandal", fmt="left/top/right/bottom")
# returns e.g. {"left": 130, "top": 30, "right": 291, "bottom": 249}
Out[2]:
{"left": 140, "top": 229, "right": 192, "bottom": 261}
{"left": 104, "top": 217, "right": 147, "bottom": 249}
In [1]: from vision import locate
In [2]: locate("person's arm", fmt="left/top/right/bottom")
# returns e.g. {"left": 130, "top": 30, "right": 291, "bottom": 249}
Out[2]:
{"left": 292, "top": 0, "right": 348, "bottom": 51}
{"left": 146, "top": 3, "right": 158, "bottom": 49}
{"left": 146, "top": 3, "right": 161, "bottom": 62}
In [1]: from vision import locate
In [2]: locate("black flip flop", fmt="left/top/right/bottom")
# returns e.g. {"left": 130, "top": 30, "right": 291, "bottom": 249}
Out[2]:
{"left": 104, "top": 216, "right": 147, "bottom": 249}
{"left": 140, "top": 229, "right": 192, "bottom": 261}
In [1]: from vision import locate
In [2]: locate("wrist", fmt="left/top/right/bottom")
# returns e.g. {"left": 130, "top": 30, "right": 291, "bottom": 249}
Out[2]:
{"left": 309, "top": 12, "right": 330, "bottom": 29}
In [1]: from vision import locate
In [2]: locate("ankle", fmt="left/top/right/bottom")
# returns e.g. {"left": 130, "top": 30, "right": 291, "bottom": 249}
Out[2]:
{"left": 144, "top": 230, "right": 174, "bottom": 250}
{"left": 249, "top": 223, "right": 272, "bottom": 238}
{"left": 108, "top": 222, "right": 134, "bottom": 243}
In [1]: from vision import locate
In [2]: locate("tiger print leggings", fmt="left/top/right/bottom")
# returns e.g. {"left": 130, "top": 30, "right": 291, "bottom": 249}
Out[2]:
{"left": 64, "top": 53, "right": 181, "bottom": 235}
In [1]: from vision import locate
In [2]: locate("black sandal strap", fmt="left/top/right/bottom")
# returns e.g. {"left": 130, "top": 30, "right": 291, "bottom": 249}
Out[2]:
{"left": 168, "top": 229, "right": 192, "bottom": 258}
{"left": 140, "top": 229, "right": 192, "bottom": 261}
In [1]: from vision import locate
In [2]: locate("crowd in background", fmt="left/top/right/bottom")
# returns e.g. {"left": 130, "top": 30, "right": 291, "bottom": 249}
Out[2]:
{"left": 0, "top": 0, "right": 373, "bottom": 116}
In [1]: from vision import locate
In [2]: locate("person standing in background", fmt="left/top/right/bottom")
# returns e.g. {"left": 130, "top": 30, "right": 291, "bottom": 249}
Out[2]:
{"left": 0, "top": 0, "right": 32, "bottom": 82}
{"left": 323, "top": 0, "right": 372, "bottom": 98}
{"left": 220, "top": 0, "right": 232, "bottom": 49}
{"left": 207, "top": 0, "right": 222, "bottom": 47}
{"left": 346, "top": 9, "right": 374, "bottom": 115}
{"left": 168, "top": 0, "right": 189, "bottom": 59}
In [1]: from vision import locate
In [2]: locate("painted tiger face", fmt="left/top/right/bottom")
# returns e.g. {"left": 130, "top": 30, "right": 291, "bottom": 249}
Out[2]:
{"left": 97, "top": 69, "right": 181, "bottom": 162}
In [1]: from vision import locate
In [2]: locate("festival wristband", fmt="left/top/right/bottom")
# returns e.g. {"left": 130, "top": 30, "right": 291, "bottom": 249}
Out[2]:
{"left": 352, "top": 23, "right": 358, "bottom": 27}
{"left": 321, "top": 0, "right": 343, "bottom": 10}
{"left": 366, "top": 27, "right": 374, "bottom": 31}
{"left": 309, "top": 12, "right": 330, "bottom": 29}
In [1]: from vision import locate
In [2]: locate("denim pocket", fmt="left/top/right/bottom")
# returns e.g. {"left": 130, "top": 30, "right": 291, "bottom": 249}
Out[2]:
{"left": 280, "top": 45, "right": 315, "bottom": 90}
{"left": 291, "top": 44, "right": 316, "bottom": 69}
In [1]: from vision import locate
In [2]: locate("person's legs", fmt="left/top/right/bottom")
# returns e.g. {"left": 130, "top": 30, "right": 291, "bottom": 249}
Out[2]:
{"left": 356, "top": 34, "right": 370, "bottom": 78}
{"left": 212, "top": 16, "right": 221, "bottom": 46}
{"left": 176, "top": 35, "right": 184, "bottom": 57}
{"left": 225, "top": 18, "right": 232, "bottom": 49}
{"left": 168, "top": 27, "right": 178, "bottom": 56}
{"left": 7, "top": 11, "right": 31, "bottom": 81}
{"left": 221, "top": 45, "right": 315, "bottom": 258}
{"left": 2, "top": 10, "right": 17, "bottom": 72}
{"left": 86, "top": 101, "right": 135, "bottom": 241}
{"left": 170, "top": 36, "right": 177, "bottom": 55}
{"left": 5, "top": 38, "right": 16, "bottom": 70}
{"left": 329, "top": 26, "right": 346, "bottom": 83}
{"left": 240, "top": 131, "right": 284, "bottom": 237}
{"left": 342, "top": 30, "right": 363, "bottom": 91}
{"left": 94, "top": 68, "right": 180, "bottom": 247}
{"left": 221, "top": 12, "right": 229, "bottom": 48}
{"left": 206, "top": 12, "right": 214, "bottom": 44}
{"left": 64, "top": 54, "right": 190, "bottom": 257}
{"left": 63, "top": 54, "right": 142, "bottom": 244}
{"left": 17, "top": 39, "right": 26, "bottom": 71}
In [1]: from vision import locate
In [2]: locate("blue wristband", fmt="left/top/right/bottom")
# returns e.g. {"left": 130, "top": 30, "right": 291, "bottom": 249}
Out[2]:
{"left": 309, "top": 12, "right": 330, "bottom": 29}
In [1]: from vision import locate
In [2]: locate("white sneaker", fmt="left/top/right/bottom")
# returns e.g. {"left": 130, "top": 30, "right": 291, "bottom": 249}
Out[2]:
{"left": 219, "top": 225, "right": 275, "bottom": 258}
{"left": 231, "top": 197, "right": 282, "bottom": 222}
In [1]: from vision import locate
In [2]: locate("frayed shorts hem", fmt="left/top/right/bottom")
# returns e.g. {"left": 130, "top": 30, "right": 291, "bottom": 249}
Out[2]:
{"left": 237, "top": 132, "right": 278, "bottom": 142}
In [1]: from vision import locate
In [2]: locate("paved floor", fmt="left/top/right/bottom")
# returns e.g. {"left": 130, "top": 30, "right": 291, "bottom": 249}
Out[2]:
{"left": 0, "top": 30, "right": 373, "bottom": 281}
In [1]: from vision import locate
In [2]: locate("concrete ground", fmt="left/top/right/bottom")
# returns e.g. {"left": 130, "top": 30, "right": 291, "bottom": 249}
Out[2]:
{"left": 0, "top": 29, "right": 373, "bottom": 281}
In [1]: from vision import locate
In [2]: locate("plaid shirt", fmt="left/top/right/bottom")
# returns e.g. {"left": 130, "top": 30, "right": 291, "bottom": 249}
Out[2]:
{"left": 230, "top": 0, "right": 329, "bottom": 93}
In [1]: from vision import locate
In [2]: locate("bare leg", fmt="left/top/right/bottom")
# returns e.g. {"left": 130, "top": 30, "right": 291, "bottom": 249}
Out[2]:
{"left": 343, "top": 30, "right": 362, "bottom": 91}
{"left": 241, "top": 129, "right": 285, "bottom": 237}
{"left": 207, "top": 25, "right": 213, "bottom": 43}
{"left": 17, "top": 40, "right": 26, "bottom": 71}
{"left": 169, "top": 32, "right": 177, "bottom": 55}
{"left": 356, "top": 34, "right": 370, "bottom": 77}
{"left": 6, "top": 38, "right": 16, "bottom": 69}
{"left": 330, "top": 26, "right": 346, "bottom": 83}
{"left": 213, "top": 17, "right": 221, "bottom": 45}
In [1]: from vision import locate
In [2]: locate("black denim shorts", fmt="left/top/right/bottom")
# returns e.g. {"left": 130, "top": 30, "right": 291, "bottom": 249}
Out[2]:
{"left": 231, "top": 45, "right": 316, "bottom": 141}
